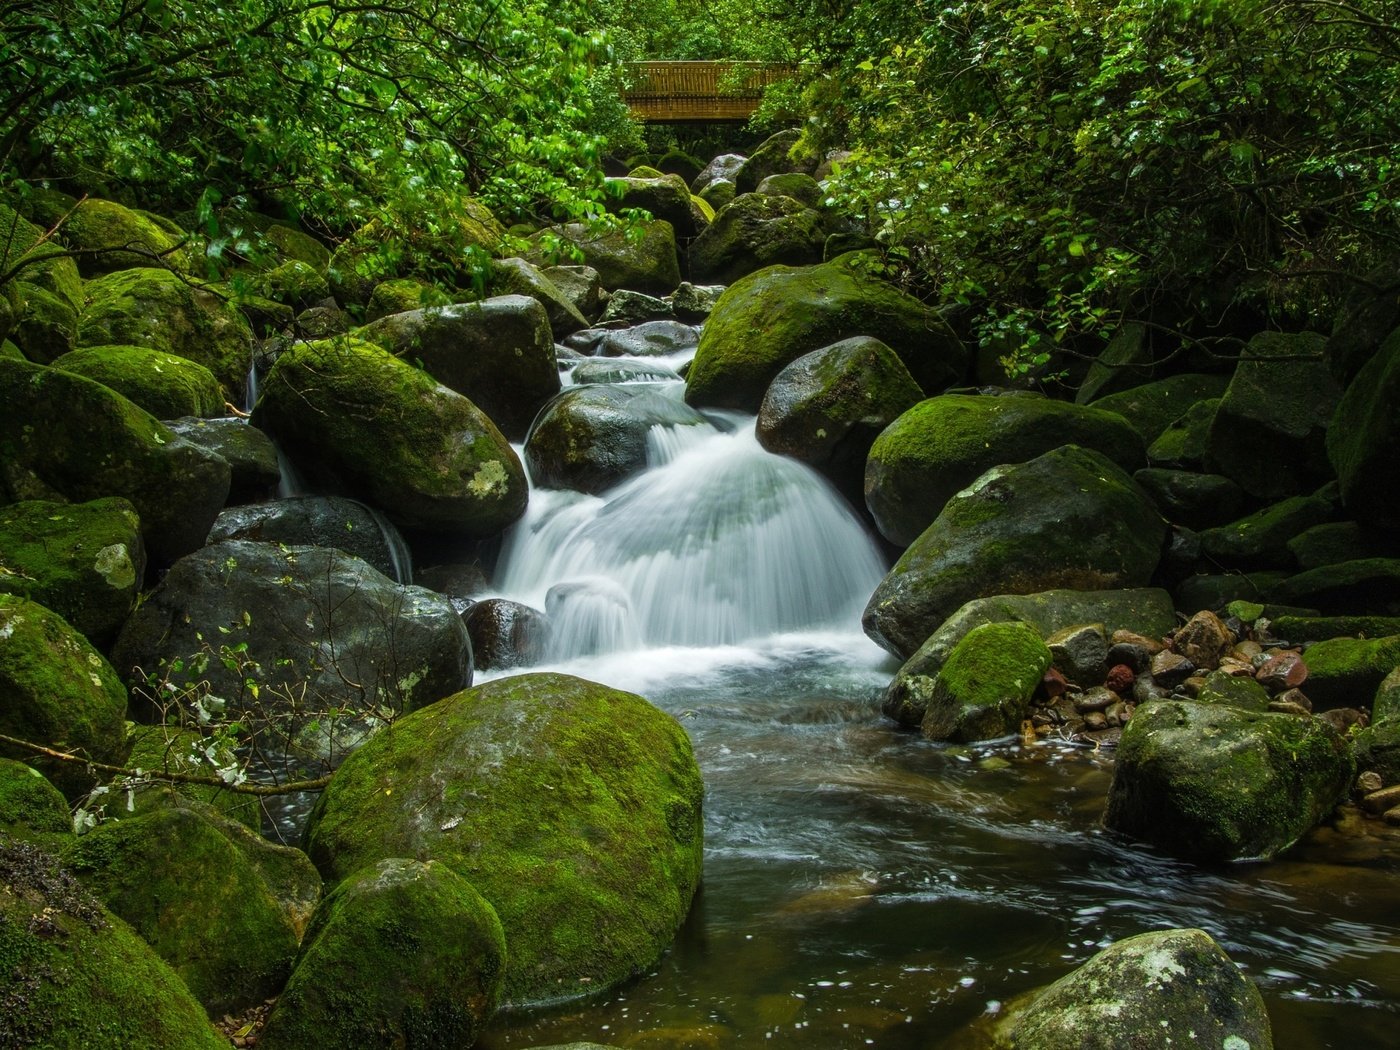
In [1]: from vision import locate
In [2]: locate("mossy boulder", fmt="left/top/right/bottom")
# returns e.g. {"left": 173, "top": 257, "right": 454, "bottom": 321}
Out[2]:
{"left": 920, "top": 621, "right": 1052, "bottom": 742}
{"left": 119, "top": 726, "right": 260, "bottom": 830}
{"left": 250, "top": 338, "right": 527, "bottom": 536}
{"left": 363, "top": 277, "right": 453, "bottom": 323}
{"left": 259, "top": 858, "right": 505, "bottom": 1050}
{"left": 46, "top": 198, "right": 189, "bottom": 278}
{"left": 1072, "top": 323, "right": 1153, "bottom": 405}
{"left": 1207, "top": 331, "right": 1341, "bottom": 499}
{"left": 864, "top": 446, "right": 1167, "bottom": 660}
{"left": 1195, "top": 669, "right": 1271, "bottom": 711}
{"left": 688, "top": 193, "right": 827, "bottom": 286}
{"left": 756, "top": 336, "right": 923, "bottom": 510}
{"left": 755, "top": 172, "right": 823, "bottom": 207}
{"left": 164, "top": 415, "right": 280, "bottom": 503}
{"left": 685, "top": 254, "right": 966, "bottom": 414}
{"left": 0, "top": 837, "right": 228, "bottom": 1049}
{"left": 1146, "top": 397, "right": 1219, "bottom": 469}
{"left": 357, "top": 295, "right": 559, "bottom": 441}
{"left": 1353, "top": 721, "right": 1400, "bottom": 785}
{"left": 1089, "top": 371, "right": 1232, "bottom": 446}
{"left": 535, "top": 220, "right": 682, "bottom": 297}
{"left": 1007, "top": 928, "right": 1272, "bottom": 1049}
{"left": 542, "top": 263, "right": 606, "bottom": 321}
{"left": 692, "top": 153, "right": 746, "bottom": 194}
{"left": 1295, "top": 634, "right": 1400, "bottom": 709}
{"left": 10, "top": 281, "right": 78, "bottom": 363}
{"left": 52, "top": 344, "right": 224, "bottom": 419}
{"left": 1327, "top": 324, "right": 1400, "bottom": 528}
{"left": 303, "top": 672, "right": 705, "bottom": 1006}
{"left": 1197, "top": 492, "right": 1337, "bottom": 571}
{"left": 489, "top": 257, "right": 589, "bottom": 339}
{"left": 1271, "top": 615, "right": 1400, "bottom": 642}
{"left": 1268, "top": 558, "right": 1400, "bottom": 616}
{"left": 60, "top": 801, "right": 316, "bottom": 1014}
{"left": 655, "top": 148, "right": 705, "bottom": 184}
{"left": 1287, "top": 521, "right": 1393, "bottom": 570}
{"left": 604, "top": 174, "right": 709, "bottom": 239}
{"left": 0, "top": 203, "right": 83, "bottom": 309}
{"left": 0, "top": 594, "right": 129, "bottom": 799}
{"left": 698, "top": 177, "right": 737, "bottom": 213}
{"left": 75, "top": 267, "right": 254, "bottom": 402}
{"left": 0, "top": 759, "right": 70, "bottom": 833}
{"left": 734, "top": 129, "right": 813, "bottom": 193}
{"left": 208, "top": 495, "right": 411, "bottom": 583}
{"left": 1103, "top": 699, "right": 1354, "bottom": 862}
{"left": 864, "top": 393, "right": 1147, "bottom": 548}
{"left": 252, "top": 259, "right": 332, "bottom": 311}
{"left": 0, "top": 358, "right": 230, "bottom": 565}
{"left": 0, "top": 497, "right": 144, "bottom": 644}
{"left": 1131, "top": 468, "right": 1245, "bottom": 530}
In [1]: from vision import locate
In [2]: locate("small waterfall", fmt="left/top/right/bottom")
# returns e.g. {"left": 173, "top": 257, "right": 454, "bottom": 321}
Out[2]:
{"left": 358, "top": 501, "right": 414, "bottom": 586}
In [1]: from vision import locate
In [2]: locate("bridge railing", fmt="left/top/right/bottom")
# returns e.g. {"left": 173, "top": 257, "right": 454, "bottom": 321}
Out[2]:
{"left": 624, "top": 61, "right": 798, "bottom": 123}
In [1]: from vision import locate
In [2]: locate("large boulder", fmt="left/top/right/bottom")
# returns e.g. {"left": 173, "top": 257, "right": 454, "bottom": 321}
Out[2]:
{"left": 0, "top": 838, "right": 228, "bottom": 1049}
{"left": 52, "top": 344, "right": 224, "bottom": 419}
{"left": 112, "top": 540, "right": 472, "bottom": 725}
{"left": 864, "top": 393, "right": 1147, "bottom": 548}
{"left": 0, "top": 594, "right": 129, "bottom": 799}
{"left": 734, "top": 129, "right": 813, "bottom": 193}
{"left": 356, "top": 295, "right": 558, "bottom": 441}
{"left": 0, "top": 758, "right": 70, "bottom": 833}
{"left": 1072, "top": 323, "right": 1152, "bottom": 404}
{"left": 1327, "top": 324, "right": 1400, "bottom": 528}
{"left": 164, "top": 416, "right": 280, "bottom": 504}
{"left": 864, "top": 446, "right": 1167, "bottom": 660}
{"left": 490, "top": 257, "right": 590, "bottom": 339}
{"left": 688, "top": 193, "right": 826, "bottom": 286}
{"left": 250, "top": 338, "right": 527, "bottom": 537}
{"left": 604, "top": 174, "right": 708, "bottom": 239}
{"left": 10, "top": 282, "right": 78, "bottom": 363}
{"left": 1295, "top": 634, "right": 1400, "bottom": 709}
{"left": 536, "top": 220, "right": 681, "bottom": 296}
{"left": 1088, "top": 371, "right": 1232, "bottom": 445}
{"left": 303, "top": 672, "right": 705, "bottom": 1006}
{"left": 1268, "top": 558, "right": 1400, "bottom": 615}
{"left": 685, "top": 254, "right": 966, "bottom": 413}
{"left": 75, "top": 268, "right": 254, "bottom": 402}
{"left": 259, "top": 858, "right": 505, "bottom": 1050}
{"left": 0, "top": 358, "right": 230, "bottom": 565}
{"left": 1103, "top": 699, "right": 1354, "bottom": 862}
{"left": 0, "top": 202, "right": 83, "bottom": 309}
{"left": 920, "top": 621, "right": 1052, "bottom": 742}
{"left": 1131, "top": 468, "right": 1245, "bottom": 530}
{"left": 208, "top": 495, "right": 412, "bottom": 583}
{"left": 597, "top": 319, "right": 699, "bottom": 358}
{"left": 1008, "top": 928, "right": 1272, "bottom": 1049}
{"left": 1198, "top": 492, "right": 1337, "bottom": 571}
{"left": 691, "top": 153, "right": 746, "bottom": 195}
{"left": 0, "top": 497, "right": 144, "bottom": 644}
{"left": 35, "top": 197, "right": 191, "bottom": 278}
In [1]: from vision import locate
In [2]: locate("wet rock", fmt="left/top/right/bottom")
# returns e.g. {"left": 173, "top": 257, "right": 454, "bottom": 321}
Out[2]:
{"left": 1173, "top": 609, "right": 1236, "bottom": 668}
{"left": 691, "top": 153, "right": 746, "bottom": 195}
{"left": 1297, "top": 634, "right": 1400, "bottom": 709}
{"left": 755, "top": 172, "right": 823, "bottom": 207}
{"left": 490, "top": 257, "right": 589, "bottom": 339}
{"left": 1150, "top": 650, "right": 1196, "bottom": 688}
{"left": 1046, "top": 623, "right": 1109, "bottom": 687}
{"left": 208, "top": 495, "right": 412, "bottom": 583}
{"left": 1089, "top": 372, "right": 1231, "bottom": 446}
{"left": 600, "top": 289, "right": 675, "bottom": 325}
{"left": 1269, "top": 614, "right": 1400, "bottom": 643}
{"left": 164, "top": 416, "right": 279, "bottom": 503}
{"left": 1195, "top": 668, "right": 1271, "bottom": 711}
{"left": 1106, "top": 640, "right": 1153, "bottom": 673}
{"left": 544, "top": 264, "right": 606, "bottom": 321}
{"left": 598, "top": 319, "right": 699, "bottom": 358}
{"left": 1146, "top": 398, "right": 1218, "bottom": 470}
{"left": 1269, "top": 558, "right": 1400, "bottom": 616}
{"left": 1198, "top": 491, "right": 1338, "bottom": 571}
{"left": 1318, "top": 707, "right": 1369, "bottom": 735}
{"left": 1273, "top": 687, "right": 1313, "bottom": 713}
{"left": 464, "top": 598, "right": 551, "bottom": 670}
{"left": 531, "top": 219, "right": 681, "bottom": 297}
{"left": 1131, "top": 468, "right": 1246, "bottom": 530}
{"left": 689, "top": 193, "right": 826, "bottom": 286}
{"left": 1173, "top": 571, "right": 1286, "bottom": 617}
{"left": 1074, "top": 686, "right": 1117, "bottom": 713}
{"left": 1257, "top": 649, "right": 1308, "bottom": 691}
{"left": 570, "top": 358, "right": 682, "bottom": 385}
{"left": 734, "top": 129, "right": 814, "bottom": 193}
{"left": 1073, "top": 322, "right": 1153, "bottom": 404}
{"left": 604, "top": 173, "right": 708, "bottom": 239}
{"left": 363, "top": 277, "right": 452, "bottom": 322}
{"left": 919, "top": 621, "right": 1052, "bottom": 743}
{"left": 669, "top": 281, "right": 726, "bottom": 323}
{"left": 1328, "top": 324, "right": 1400, "bottom": 527}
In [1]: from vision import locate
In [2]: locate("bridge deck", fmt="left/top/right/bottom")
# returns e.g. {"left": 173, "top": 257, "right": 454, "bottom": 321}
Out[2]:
{"left": 624, "top": 61, "right": 796, "bottom": 123}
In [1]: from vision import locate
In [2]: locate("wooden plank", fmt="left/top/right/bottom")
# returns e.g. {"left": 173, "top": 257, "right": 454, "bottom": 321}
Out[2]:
{"left": 622, "top": 61, "right": 797, "bottom": 122}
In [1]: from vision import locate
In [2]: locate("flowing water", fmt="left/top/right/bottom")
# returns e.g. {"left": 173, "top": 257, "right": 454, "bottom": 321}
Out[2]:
{"left": 461, "top": 368, "right": 1400, "bottom": 1049}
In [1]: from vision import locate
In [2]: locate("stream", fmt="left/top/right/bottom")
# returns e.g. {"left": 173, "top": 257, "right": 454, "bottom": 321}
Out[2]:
{"left": 450, "top": 357, "right": 1399, "bottom": 1049}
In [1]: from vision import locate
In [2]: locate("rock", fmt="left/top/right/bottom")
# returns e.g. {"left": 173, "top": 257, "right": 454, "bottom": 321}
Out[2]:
{"left": 112, "top": 540, "right": 471, "bottom": 725}
{"left": 490, "top": 257, "right": 589, "bottom": 339}
{"left": 1325, "top": 256, "right": 1400, "bottom": 385}
{"left": 691, "top": 153, "right": 746, "bottom": 195}
{"left": 257, "top": 858, "right": 504, "bottom": 1050}
{"left": 0, "top": 202, "right": 84, "bottom": 310}
{"left": 1073, "top": 323, "right": 1153, "bottom": 404}
{"left": 865, "top": 393, "right": 1146, "bottom": 547}
{"left": 165, "top": 416, "right": 279, "bottom": 503}
{"left": 685, "top": 254, "right": 966, "bottom": 414}
{"left": 0, "top": 758, "right": 71, "bottom": 833}
{"left": 1198, "top": 492, "right": 1337, "bottom": 570}
{"left": 599, "top": 289, "right": 676, "bottom": 325}
{"left": 570, "top": 358, "right": 682, "bottom": 385}
{"left": 118, "top": 726, "right": 260, "bottom": 830}
{"left": 756, "top": 336, "right": 923, "bottom": 510}
{"left": 1131, "top": 468, "right": 1245, "bottom": 530}
{"left": 1150, "top": 650, "right": 1196, "bottom": 689}
{"left": 413, "top": 563, "right": 489, "bottom": 603}
{"left": 208, "top": 496, "right": 412, "bottom": 583}
{"left": 604, "top": 173, "right": 708, "bottom": 238}
{"left": 689, "top": 193, "right": 826, "bottom": 286}
{"left": 524, "top": 385, "right": 708, "bottom": 495}
{"left": 0, "top": 497, "right": 144, "bottom": 644}
{"left": 1195, "top": 668, "right": 1271, "bottom": 710}
{"left": 655, "top": 148, "right": 705, "bottom": 184}
{"left": 1008, "top": 928, "right": 1272, "bottom": 1050}
{"left": 734, "top": 129, "right": 813, "bottom": 193}
{"left": 534, "top": 220, "right": 681, "bottom": 297}
{"left": 1269, "top": 558, "right": 1400, "bottom": 615}
{"left": 303, "top": 672, "right": 704, "bottom": 1006}
{"left": 1269, "top": 614, "right": 1400, "bottom": 642}
{"left": 1354, "top": 721, "right": 1400, "bottom": 786}
{"left": 1173, "top": 609, "right": 1236, "bottom": 668}
{"left": 363, "top": 277, "right": 453, "bottom": 322}
{"left": 250, "top": 338, "right": 527, "bottom": 536}
{"left": 1373, "top": 666, "right": 1400, "bottom": 723}
{"left": 882, "top": 588, "right": 1175, "bottom": 726}
{"left": 463, "top": 598, "right": 551, "bottom": 670}
{"left": 75, "top": 268, "right": 254, "bottom": 402}
{"left": 1207, "top": 331, "right": 1341, "bottom": 499}
{"left": 1257, "top": 649, "right": 1308, "bottom": 692}
{"left": 251, "top": 259, "right": 331, "bottom": 311}
{"left": 356, "top": 295, "right": 559, "bottom": 441}
{"left": 51, "top": 344, "right": 224, "bottom": 419}
{"left": 61, "top": 801, "right": 316, "bottom": 1014}
{"left": 1298, "top": 634, "right": 1400, "bottom": 709}
{"left": 1146, "top": 397, "right": 1219, "bottom": 469}
{"left": 1104, "top": 699, "right": 1354, "bottom": 861}
{"left": 10, "top": 281, "right": 77, "bottom": 362}
{"left": 598, "top": 320, "right": 699, "bottom": 358}
{"left": 698, "top": 177, "right": 737, "bottom": 213}
{"left": 44, "top": 197, "right": 191, "bottom": 278}
{"left": 755, "top": 172, "right": 823, "bottom": 207}
{"left": 0, "top": 838, "right": 229, "bottom": 1049}
{"left": 1045, "top": 623, "right": 1109, "bottom": 687}
{"left": 669, "top": 281, "right": 726, "bottom": 322}
{"left": 863, "top": 446, "right": 1167, "bottom": 660}
{"left": 1088, "top": 372, "right": 1232, "bottom": 445}
{"left": 920, "top": 621, "right": 1052, "bottom": 742}
{"left": 294, "top": 301, "right": 351, "bottom": 338}
{"left": 543, "top": 264, "right": 606, "bottom": 321}
{"left": 1287, "top": 521, "right": 1394, "bottom": 570}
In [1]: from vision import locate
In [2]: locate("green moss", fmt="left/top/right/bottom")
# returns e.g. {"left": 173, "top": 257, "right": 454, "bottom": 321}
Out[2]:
{"left": 1198, "top": 493, "right": 1336, "bottom": 570}
{"left": 1353, "top": 721, "right": 1400, "bottom": 784}
{"left": 688, "top": 193, "right": 825, "bottom": 285}
{"left": 53, "top": 199, "right": 188, "bottom": 278}
{"left": 365, "top": 277, "right": 454, "bottom": 322}
{"left": 1195, "top": 670, "right": 1270, "bottom": 711}
{"left": 0, "top": 759, "right": 71, "bottom": 833}
{"left": 52, "top": 344, "right": 224, "bottom": 419}
{"left": 1147, "top": 397, "right": 1219, "bottom": 467}
{"left": 1090, "top": 373, "right": 1232, "bottom": 445}
{"left": 531, "top": 219, "right": 681, "bottom": 298}
{"left": 1299, "top": 634, "right": 1400, "bottom": 709}
{"left": 922, "top": 621, "right": 1052, "bottom": 742}
{"left": 1271, "top": 615, "right": 1400, "bottom": 642}
{"left": 0, "top": 203, "right": 84, "bottom": 308}
{"left": 118, "top": 726, "right": 260, "bottom": 830}
{"left": 10, "top": 281, "right": 78, "bottom": 363}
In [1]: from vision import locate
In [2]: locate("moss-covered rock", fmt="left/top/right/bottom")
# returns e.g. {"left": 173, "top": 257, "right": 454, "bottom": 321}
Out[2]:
{"left": 755, "top": 172, "right": 823, "bottom": 207}
{"left": 363, "top": 277, "right": 454, "bottom": 323}
{"left": 655, "top": 148, "right": 705, "bottom": 185}
{"left": 1103, "top": 699, "right": 1354, "bottom": 862}
{"left": 490, "top": 257, "right": 590, "bottom": 339}
{"left": 920, "top": 621, "right": 1052, "bottom": 742}
{"left": 1131, "top": 468, "right": 1246, "bottom": 530}
{"left": 686, "top": 254, "right": 966, "bottom": 414}
{"left": 0, "top": 497, "right": 144, "bottom": 644}
{"left": 1195, "top": 669, "right": 1271, "bottom": 711}
{"left": 1088, "top": 371, "right": 1232, "bottom": 446}
{"left": 1297, "top": 634, "right": 1400, "bottom": 709}
{"left": 698, "top": 177, "right": 737, "bottom": 213}
{"left": 604, "top": 173, "right": 709, "bottom": 239}
{"left": 45, "top": 198, "right": 189, "bottom": 278}
{"left": 1072, "top": 322, "right": 1154, "bottom": 405}
{"left": 534, "top": 220, "right": 682, "bottom": 297}
{"left": 0, "top": 837, "right": 228, "bottom": 1049}
{"left": 688, "top": 193, "right": 826, "bottom": 286}
{"left": 864, "top": 393, "right": 1147, "bottom": 548}
{"left": 1270, "top": 614, "right": 1400, "bottom": 643}
{"left": 1353, "top": 721, "right": 1400, "bottom": 785}
{"left": 1146, "top": 397, "right": 1219, "bottom": 469}
{"left": 0, "top": 595, "right": 128, "bottom": 799}
{"left": 117, "top": 726, "right": 261, "bottom": 830}
{"left": 259, "top": 858, "right": 504, "bottom": 1050}
{"left": 1287, "top": 521, "right": 1394, "bottom": 570}
{"left": 1197, "top": 492, "right": 1337, "bottom": 571}
{"left": 250, "top": 338, "right": 526, "bottom": 536}
{"left": 0, "top": 358, "right": 230, "bottom": 565}
{"left": 542, "top": 263, "right": 606, "bottom": 321}
{"left": 303, "top": 672, "right": 704, "bottom": 1006}
{"left": 734, "top": 129, "right": 813, "bottom": 193}
{"left": 0, "top": 759, "right": 71, "bottom": 833}
{"left": 1268, "top": 558, "right": 1400, "bottom": 616}
{"left": 1327, "top": 324, "right": 1400, "bottom": 528}
{"left": 0, "top": 203, "right": 83, "bottom": 309}
{"left": 864, "top": 446, "right": 1167, "bottom": 660}
{"left": 357, "top": 295, "right": 559, "bottom": 441}
{"left": 165, "top": 415, "right": 280, "bottom": 503}
{"left": 1008, "top": 928, "right": 1272, "bottom": 1049}
{"left": 251, "top": 259, "right": 331, "bottom": 311}
{"left": 75, "top": 267, "right": 254, "bottom": 402}
{"left": 10, "top": 281, "right": 78, "bottom": 363}
{"left": 52, "top": 344, "right": 224, "bottom": 419}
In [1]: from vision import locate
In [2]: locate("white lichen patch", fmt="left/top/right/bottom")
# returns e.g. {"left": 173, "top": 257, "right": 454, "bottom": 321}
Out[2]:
{"left": 94, "top": 543, "right": 136, "bottom": 589}
{"left": 1223, "top": 1035, "right": 1252, "bottom": 1049}
{"left": 1139, "top": 946, "right": 1188, "bottom": 987}
{"left": 468, "top": 459, "right": 510, "bottom": 498}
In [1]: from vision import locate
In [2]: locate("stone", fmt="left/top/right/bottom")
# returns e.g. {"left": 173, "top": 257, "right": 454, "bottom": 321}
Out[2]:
{"left": 1173, "top": 609, "right": 1235, "bottom": 668}
{"left": 303, "top": 672, "right": 704, "bottom": 1006}
{"left": 1045, "top": 623, "right": 1109, "bottom": 687}
{"left": 689, "top": 193, "right": 826, "bottom": 286}
{"left": 1354, "top": 721, "right": 1400, "bottom": 785}
{"left": 1269, "top": 614, "right": 1400, "bottom": 643}
{"left": 164, "top": 416, "right": 280, "bottom": 503}
{"left": 543, "top": 264, "right": 606, "bottom": 320}
{"left": 1198, "top": 492, "right": 1338, "bottom": 571}
{"left": 258, "top": 858, "right": 505, "bottom": 1050}
{"left": 865, "top": 393, "right": 1145, "bottom": 547}
{"left": 1073, "top": 322, "right": 1153, "bottom": 404}
{"left": 1195, "top": 669, "right": 1271, "bottom": 711}
{"left": 734, "top": 129, "right": 814, "bottom": 193}
{"left": 532, "top": 219, "right": 681, "bottom": 297}
{"left": 698, "top": 177, "right": 737, "bottom": 213}
{"left": 490, "top": 257, "right": 589, "bottom": 339}
{"left": 1268, "top": 558, "right": 1400, "bottom": 616}
{"left": 463, "top": 598, "right": 551, "bottom": 670}
{"left": 52, "top": 344, "right": 224, "bottom": 419}
{"left": 691, "top": 153, "right": 746, "bottom": 195}
{"left": 1325, "top": 257, "right": 1400, "bottom": 385}
{"left": 1373, "top": 666, "right": 1400, "bottom": 723}
{"left": 685, "top": 253, "right": 965, "bottom": 414}
{"left": 43, "top": 197, "right": 192, "bottom": 278}
{"left": 250, "top": 338, "right": 527, "bottom": 536}
{"left": 920, "top": 621, "right": 1052, "bottom": 742}
{"left": 1146, "top": 397, "right": 1219, "bottom": 469}
{"left": 598, "top": 320, "right": 699, "bottom": 357}
{"left": 863, "top": 446, "right": 1167, "bottom": 660}
{"left": 655, "top": 148, "right": 705, "bottom": 184}
{"left": 1172, "top": 571, "right": 1288, "bottom": 615}
{"left": 1257, "top": 649, "right": 1308, "bottom": 692}
{"left": 1104, "top": 663, "right": 1136, "bottom": 693}
{"left": 1131, "top": 468, "right": 1246, "bottom": 530}
{"left": 208, "top": 495, "right": 412, "bottom": 583}
{"left": 0, "top": 202, "right": 83, "bottom": 311}
{"left": 1299, "top": 634, "right": 1400, "bottom": 709}
{"left": 599, "top": 289, "right": 675, "bottom": 325}
{"left": 117, "top": 726, "right": 260, "bottom": 830}
{"left": 363, "top": 277, "right": 453, "bottom": 322}
{"left": 569, "top": 358, "right": 682, "bottom": 385}
{"left": 669, "top": 282, "right": 726, "bottom": 322}
{"left": 1150, "top": 650, "right": 1196, "bottom": 688}
{"left": 251, "top": 259, "right": 331, "bottom": 311}
{"left": 0, "top": 758, "right": 70, "bottom": 833}
{"left": 1008, "top": 928, "right": 1272, "bottom": 1050}
{"left": 1104, "top": 699, "right": 1354, "bottom": 861}
{"left": 604, "top": 173, "right": 709, "bottom": 238}
{"left": 1287, "top": 521, "right": 1394, "bottom": 570}
{"left": 1089, "top": 371, "right": 1231, "bottom": 446}
{"left": 10, "top": 282, "right": 77, "bottom": 363}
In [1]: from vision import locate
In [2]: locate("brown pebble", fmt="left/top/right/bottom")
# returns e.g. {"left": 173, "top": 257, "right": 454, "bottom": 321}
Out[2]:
{"left": 1151, "top": 649, "right": 1195, "bottom": 687}
{"left": 1233, "top": 640, "right": 1263, "bottom": 660}
{"left": 1174, "top": 609, "right": 1235, "bottom": 669}
{"left": 1111, "top": 629, "right": 1164, "bottom": 654}
{"left": 1042, "top": 665, "right": 1069, "bottom": 699}
{"left": 1362, "top": 784, "right": 1400, "bottom": 816}
{"left": 1104, "top": 663, "right": 1135, "bottom": 693}
{"left": 1319, "top": 708, "right": 1369, "bottom": 735}
{"left": 1357, "top": 770, "right": 1385, "bottom": 794}
{"left": 1084, "top": 711, "right": 1109, "bottom": 731}
{"left": 1268, "top": 700, "right": 1311, "bottom": 717}
{"left": 1216, "top": 657, "right": 1257, "bottom": 678}
{"left": 1384, "top": 806, "right": 1400, "bottom": 827}
{"left": 1274, "top": 687, "right": 1312, "bottom": 712}
{"left": 1256, "top": 649, "right": 1308, "bottom": 692}
{"left": 1178, "top": 675, "right": 1207, "bottom": 698}
{"left": 1074, "top": 686, "right": 1118, "bottom": 713}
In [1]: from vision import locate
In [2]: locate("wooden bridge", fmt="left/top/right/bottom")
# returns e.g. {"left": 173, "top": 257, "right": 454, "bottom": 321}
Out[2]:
{"left": 623, "top": 62, "right": 797, "bottom": 124}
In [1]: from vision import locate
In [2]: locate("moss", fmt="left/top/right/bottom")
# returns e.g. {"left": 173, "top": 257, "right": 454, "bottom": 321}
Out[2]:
{"left": 0, "top": 203, "right": 84, "bottom": 308}
{"left": 1299, "top": 634, "right": 1400, "bottom": 709}
{"left": 1268, "top": 558, "right": 1400, "bottom": 616}
{"left": 531, "top": 219, "right": 681, "bottom": 297}
{"left": 1089, "top": 372, "right": 1232, "bottom": 445}
{"left": 735, "top": 129, "right": 807, "bottom": 193}
{"left": 1147, "top": 397, "right": 1219, "bottom": 467}
{"left": 265, "top": 223, "right": 332, "bottom": 270}
{"left": 1198, "top": 493, "right": 1336, "bottom": 571}
{"left": 1353, "top": 721, "right": 1400, "bottom": 785}
{"left": 1195, "top": 669, "right": 1270, "bottom": 711}
{"left": 605, "top": 174, "right": 707, "bottom": 238}
{"left": 0, "top": 759, "right": 71, "bottom": 833}
{"left": 10, "top": 282, "right": 78, "bottom": 363}
{"left": 1270, "top": 615, "right": 1400, "bottom": 643}
{"left": 52, "top": 344, "right": 224, "bottom": 419}
{"left": 689, "top": 193, "right": 825, "bottom": 286}
{"left": 303, "top": 672, "right": 704, "bottom": 1007}
{"left": 1328, "top": 325, "right": 1400, "bottom": 527}
{"left": 921, "top": 621, "right": 1052, "bottom": 742}
{"left": 251, "top": 259, "right": 331, "bottom": 312}
{"left": 1287, "top": 521, "right": 1392, "bottom": 570}
{"left": 364, "top": 277, "right": 453, "bottom": 323}
{"left": 52, "top": 199, "right": 188, "bottom": 278}
{"left": 118, "top": 726, "right": 260, "bottom": 830}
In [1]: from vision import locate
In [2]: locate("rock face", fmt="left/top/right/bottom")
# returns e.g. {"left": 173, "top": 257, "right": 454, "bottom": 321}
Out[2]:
{"left": 0, "top": 358, "right": 230, "bottom": 565}
{"left": 864, "top": 394, "right": 1146, "bottom": 548}
{"left": 164, "top": 416, "right": 280, "bottom": 504}
{"left": 1103, "top": 700, "right": 1354, "bottom": 862}
{"left": 112, "top": 540, "right": 471, "bottom": 723}
{"left": 53, "top": 344, "right": 225, "bottom": 419}
{"left": 356, "top": 295, "right": 559, "bottom": 441}
{"left": 864, "top": 446, "right": 1167, "bottom": 660}
{"left": 539, "top": 220, "right": 681, "bottom": 296}
{"left": 303, "top": 672, "right": 705, "bottom": 1006}
{"left": 258, "top": 858, "right": 506, "bottom": 1050}
{"left": 0, "top": 839, "right": 229, "bottom": 1050}
{"left": 251, "top": 338, "right": 527, "bottom": 537}
{"left": 688, "top": 193, "right": 826, "bottom": 286}
{"left": 1328, "top": 324, "right": 1400, "bottom": 528}
{"left": 920, "top": 621, "right": 1052, "bottom": 742}
{"left": 209, "top": 495, "right": 412, "bottom": 583}
{"left": 1008, "top": 928, "right": 1273, "bottom": 1049}
{"left": 685, "top": 254, "right": 966, "bottom": 413}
